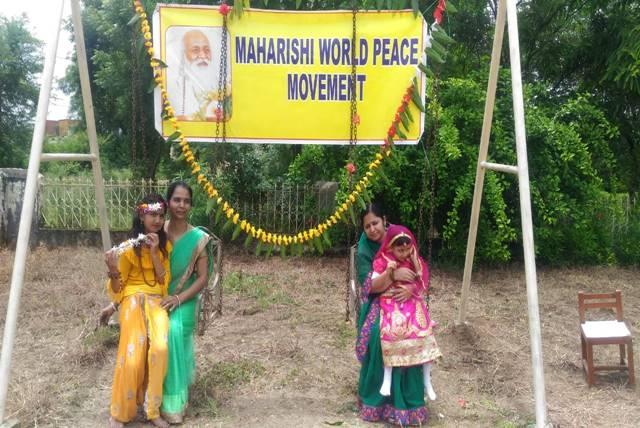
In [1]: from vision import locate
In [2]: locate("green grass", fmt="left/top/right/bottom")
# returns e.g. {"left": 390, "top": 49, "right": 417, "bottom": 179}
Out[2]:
{"left": 190, "top": 359, "right": 266, "bottom": 416}
{"left": 332, "top": 321, "right": 356, "bottom": 349}
{"left": 224, "top": 271, "right": 295, "bottom": 309}
{"left": 83, "top": 326, "right": 119, "bottom": 348}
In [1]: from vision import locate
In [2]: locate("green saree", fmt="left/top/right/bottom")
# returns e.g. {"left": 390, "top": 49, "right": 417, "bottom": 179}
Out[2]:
{"left": 355, "top": 231, "right": 428, "bottom": 425}
{"left": 161, "top": 227, "right": 213, "bottom": 423}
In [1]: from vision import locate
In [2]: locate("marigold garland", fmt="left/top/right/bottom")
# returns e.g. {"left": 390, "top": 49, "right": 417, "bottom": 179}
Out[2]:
{"left": 131, "top": 0, "right": 424, "bottom": 251}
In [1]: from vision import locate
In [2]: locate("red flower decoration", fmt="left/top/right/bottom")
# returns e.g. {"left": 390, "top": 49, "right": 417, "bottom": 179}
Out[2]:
{"left": 214, "top": 107, "right": 224, "bottom": 121}
{"left": 388, "top": 126, "right": 396, "bottom": 138}
{"left": 345, "top": 162, "right": 357, "bottom": 175}
{"left": 434, "top": 0, "right": 446, "bottom": 25}
{"left": 398, "top": 103, "right": 406, "bottom": 114}
{"left": 403, "top": 94, "right": 411, "bottom": 103}
{"left": 219, "top": 2, "right": 231, "bottom": 16}
{"left": 352, "top": 113, "right": 360, "bottom": 126}
{"left": 394, "top": 113, "right": 401, "bottom": 123}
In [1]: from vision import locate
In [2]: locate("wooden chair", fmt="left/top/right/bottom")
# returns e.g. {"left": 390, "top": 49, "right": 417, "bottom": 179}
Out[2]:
{"left": 578, "top": 290, "right": 635, "bottom": 386}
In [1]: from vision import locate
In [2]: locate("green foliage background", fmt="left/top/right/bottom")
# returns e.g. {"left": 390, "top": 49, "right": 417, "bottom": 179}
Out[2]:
{"left": 1, "top": 0, "right": 638, "bottom": 265}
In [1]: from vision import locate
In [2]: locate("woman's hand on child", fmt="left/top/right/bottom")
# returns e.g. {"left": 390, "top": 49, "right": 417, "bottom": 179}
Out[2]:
{"left": 391, "top": 286, "right": 413, "bottom": 303}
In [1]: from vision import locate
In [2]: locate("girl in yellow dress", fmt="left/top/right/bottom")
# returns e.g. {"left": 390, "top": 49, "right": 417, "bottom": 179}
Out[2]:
{"left": 104, "top": 194, "right": 172, "bottom": 428}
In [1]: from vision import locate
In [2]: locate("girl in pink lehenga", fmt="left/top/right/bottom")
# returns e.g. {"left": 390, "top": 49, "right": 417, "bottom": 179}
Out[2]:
{"left": 372, "top": 224, "right": 442, "bottom": 399}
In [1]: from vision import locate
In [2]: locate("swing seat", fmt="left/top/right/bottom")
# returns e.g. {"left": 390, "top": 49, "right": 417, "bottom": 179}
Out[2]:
{"left": 578, "top": 290, "right": 635, "bottom": 386}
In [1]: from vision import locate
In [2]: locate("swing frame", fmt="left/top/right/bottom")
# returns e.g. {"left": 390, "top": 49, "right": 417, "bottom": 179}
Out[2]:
{"left": 1, "top": 1, "right": 549, "bottom": 427}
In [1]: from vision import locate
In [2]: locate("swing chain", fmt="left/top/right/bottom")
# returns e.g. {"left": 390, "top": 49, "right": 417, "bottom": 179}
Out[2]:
{"left": 215, "top": 14, "right": 229, "bottom": 144}
{"left": 349, "top": 2, "right": 358, "bottom": 147}
{"left": 345, "top": 1, "right": 358, "bottom": 322}
{"left": 417, "top": 68, "right": 441, "bottom": 311}
{"left": 130, "top": 27, "right": 138, "bottom": 165}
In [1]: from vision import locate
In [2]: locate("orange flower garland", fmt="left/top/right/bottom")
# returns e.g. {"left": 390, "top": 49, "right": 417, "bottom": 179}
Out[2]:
{"left": 131, "top": 0, "right": 423, "bottom": 251}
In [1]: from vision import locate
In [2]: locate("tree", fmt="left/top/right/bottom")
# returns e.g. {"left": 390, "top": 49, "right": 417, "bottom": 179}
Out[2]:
{"left": 518, "top": 0, "right": 640, "bottom": 195}
{"left": 0, "top": 15, "right": 43, "bottom": 168}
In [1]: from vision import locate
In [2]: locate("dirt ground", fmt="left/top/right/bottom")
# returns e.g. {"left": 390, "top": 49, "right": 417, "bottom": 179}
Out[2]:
{"left": 0, "top": 246, "right": 639, "bottom": 427}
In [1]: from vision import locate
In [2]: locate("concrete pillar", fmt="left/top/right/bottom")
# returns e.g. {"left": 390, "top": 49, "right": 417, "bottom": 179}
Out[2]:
{"left": 0, "top": 169, "right": 40, "bottom": 247}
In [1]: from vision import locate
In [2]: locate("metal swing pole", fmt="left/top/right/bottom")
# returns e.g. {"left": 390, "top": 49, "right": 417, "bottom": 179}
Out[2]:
{"left": 0, "top": 1, "right": 66, "bottom": 421}
{"left": 455, "top": 0, "right": 548, "bottom": 426}
{"left": 505, "top": 0, "right": 548, "bottom": 424}
{"left": 1, "top": 0, "right": 112, "bottom": 422}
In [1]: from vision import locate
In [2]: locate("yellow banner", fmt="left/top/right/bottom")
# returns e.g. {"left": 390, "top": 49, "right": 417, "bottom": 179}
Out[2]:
{"left": 153, "top": 5, "right": 427, "bottom": 144}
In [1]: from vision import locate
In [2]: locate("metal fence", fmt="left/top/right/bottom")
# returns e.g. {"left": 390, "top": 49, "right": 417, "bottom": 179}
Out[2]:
{"left": 39, "top": 177, "right": 337, "bottom": 232}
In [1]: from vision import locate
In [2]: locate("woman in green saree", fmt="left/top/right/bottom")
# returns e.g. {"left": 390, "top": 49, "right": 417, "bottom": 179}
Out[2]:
{"left": 159, "top": 181, "right": 214, "bottom": 424}
{"left": 355, "top": 203, "right": 429, "bottom": 425}
{"left": 99, "top": 181, "right": 213, "bottom": 424}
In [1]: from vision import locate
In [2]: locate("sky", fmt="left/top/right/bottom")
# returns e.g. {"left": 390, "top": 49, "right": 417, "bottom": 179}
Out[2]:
{"left": 3, "top": 1, "right": 74, "bottom": 120}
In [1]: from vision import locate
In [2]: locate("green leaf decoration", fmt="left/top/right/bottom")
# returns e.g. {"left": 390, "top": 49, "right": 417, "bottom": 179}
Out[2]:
{"left": 430, "top": 37, "right": 447, "bottom": 56}
{"left": 206, "top": 198, "right": 216, "bottom": 215}
{"left": 432, "top": 25, "right": 455, "bottom": 45}
{"left": 386, "top": 0, "right": 393, "bottom": 10}
{"left": 400, "top": 110, "right": 410, "bottom": 132}
{"left": 166, "top": 131, "right": 181, "bottom": 142}
{"left": 395, "top": 123, "right": 407, "bottom": 139}
{"left": 405, "top": 105, "right": 414, "bottom": 122}
{"left": 376, "top": 167, "right": 389, "bottom": 183}
{"left": 295, "top": 0, "right": 302, "bottom": 9}
{"left": 214, "top": 205, "right": 223, "bottom": 225}
{"left": 411, "top": 89, "right": 426, "bottom": 113}
{"left": 418, "top": 62, "right": 436, "bottom": 78}
{"left": 411, "top": 0, "right": 419, "bottom": 17}
{"left": 348, "top": 205, "right": 357, "bottom": 226}
{"left": 340, "top": 211, "right": 351, "bottom": 225}
{"left": 357, "top": 194, "right": 367, "bottom": 211}
{"left": 244, "top": 234, "right": 253, "bottom": 248}
{"left": 322, "top": 231, "right": 332, "bottom": 247}
{"left": 127, "top": 14, "right": 141, "bottom": 27}
{"left": 231, "top": 223, "right": 242, "bottom": 240}
{"left": 280, "top": 245, "right": 287, "bottom": 258}
{"left": 265, "top": 244, "right": 274, "bottom": 257}
{"left": 222, "top": 218, "right": 234, "bottom": 233}
{"left": 152, "top": 58, "right": 169, "bottom": 68}
{"left": 425, "top": 47, "right": 445, "bottom": 64}
{"left": 362, "top": 187, "right": 372, "bottom": 203}
{"left": 294, "top": 243, "right": 303, "bottom": 257}
{"left": 263, "top": 0, "right": 268, "bottom": 6}
{"left": 147, "top": 80, "right": 158, "bottom": 94}
{"left": 446, "top": 1, "right": 458, "bottom": 13}
{"left": 376, "top": 0, "right": 384, "bottom": 11}
{"left": 312, "top": 238, "right": 324, "bottom": 255}
{"left": 255, "top": 241, "right": 262, "bottom": 256}
{"left": 235, "top": 0, "right": 243, "bottom": 18}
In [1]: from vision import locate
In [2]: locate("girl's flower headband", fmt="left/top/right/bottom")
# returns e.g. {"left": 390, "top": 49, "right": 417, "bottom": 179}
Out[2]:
{"left": 137, "top": 202, "right": 165, "bottom": 214}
